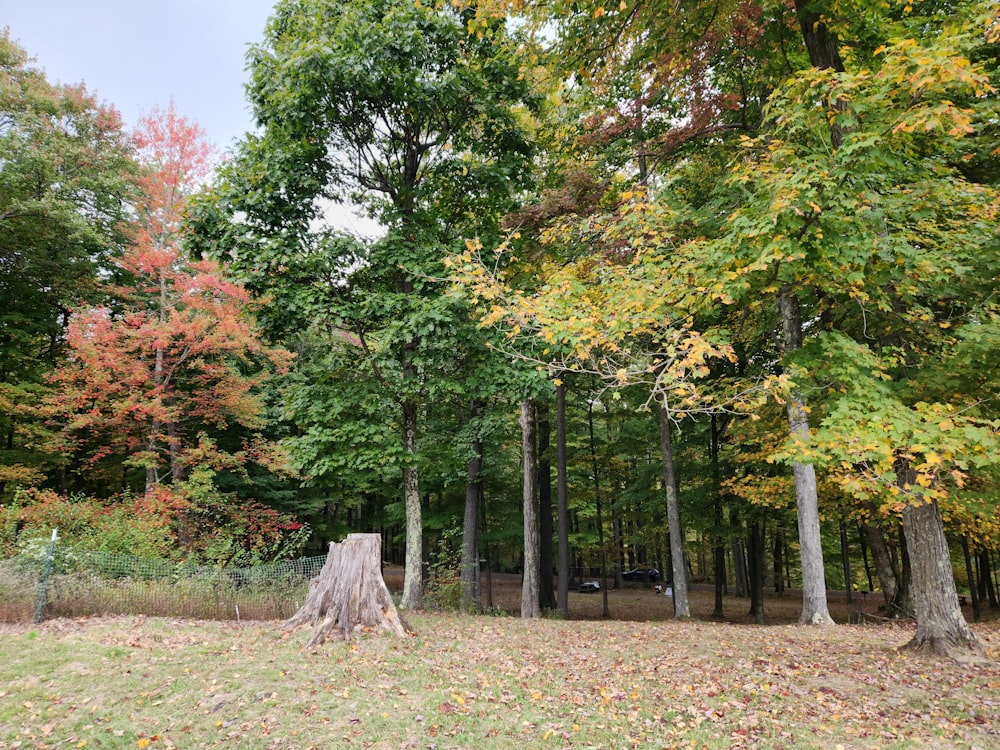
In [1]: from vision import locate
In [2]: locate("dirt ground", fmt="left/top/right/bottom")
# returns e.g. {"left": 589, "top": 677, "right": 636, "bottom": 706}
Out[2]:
{"left": 381, "top": 566, "right": 1000, "bottom": 625}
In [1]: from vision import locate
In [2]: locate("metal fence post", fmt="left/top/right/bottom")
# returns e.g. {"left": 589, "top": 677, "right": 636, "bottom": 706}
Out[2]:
{"left": 34, "top": 528, "right": 58, "bottom": 625}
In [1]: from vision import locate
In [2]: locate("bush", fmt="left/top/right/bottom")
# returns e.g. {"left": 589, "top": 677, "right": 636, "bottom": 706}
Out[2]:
{"left": 424, "top": 525, "right": 463, "bottom": 610}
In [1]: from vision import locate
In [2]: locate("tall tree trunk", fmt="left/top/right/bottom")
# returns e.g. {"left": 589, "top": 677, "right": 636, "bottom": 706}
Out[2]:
{"left": 773, "top": 528, "right": 785, "bottom": 595}
{"left": 979, "top": 548, "right": 998, "bottom": 609}
{"left": 862, "top": 517, "right": 900, "bottom": 608}
{"left": 840, "top": 520, "right": 853, "bottom": 604}
{"left": 587, "top": 397, "right": 610, "bottom": 618}
{"left": 556, "top": 381, "right": 570, "bottom": 617}
{"left": 400, "top": 399, "right": 423, "bottom": 610}
{"left": 748, "top": 519, "right": 765, "bottom": 624}
{"left": 711, "top": 414, "right": 726, "bottom": 618}
{"left": 520, "top": 400, "right": 540, "bottom": 618}
{"left": 961, "top": 536, "right": 980, "bottom": 622}
{"left": 658, "top": 405, "right": 690, "bottom": 619}
{"left": 460, "top": 402, "right": 484, "bottom": 611}
{"left": 779, "top": 288, "right": 834, "bottom": 625}
{"left": 731, "top": 505, "right": 749, "bottom": 599}
{"left": 902, "top": 498, "right": 981, "bottom": 656}
{"left": 537, "top": 403, "right": 556, "bottom": 610}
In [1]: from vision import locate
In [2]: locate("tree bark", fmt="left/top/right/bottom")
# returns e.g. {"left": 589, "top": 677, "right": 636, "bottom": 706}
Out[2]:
{"left": 520, "top": 400, "right": 541, "bottom": 618}
{"left": 731, "top": 506, "right": 749, "bottom": 599}
{"left": 779, "top": 288, "right": 835, "bottom": 625}
{"left": 658, "top": 405, "right": 690, "bottom": 619}
{"left": 840, "top": 520, "right": 853, "bottom": 604}
{"left": 773, "top": 528, "right": 785, "bottom": 595}
{"left": 285, "top": 533, "right": 410, "bottom": 646}
{"left": 711, "top": 414, "right": 726, "bottom": 618}
{"left": 748, "top": 519, "right": 765, "bottom": 624}
{"left": 587, "top": 397, "right": 610, "bottom": 618}
{"left": 556, "top": 381, "right": 570, "bottom": 618}
{"left": 400, "top": 399, "right": 423, "bottom": 609}
{"left": 902, "top": 499, "right": 982, "bottom": 657}
{"left": 862, "top": 517, "right": 900, "bottom": 608}
{"left": 979, "top": 548, "right": 998, "bottom": 608}
{"left": 537, "top": 402, "right": 556, "bottom": 610}
{"left": 961, "top": 536, "right": 980, "bottom": 621}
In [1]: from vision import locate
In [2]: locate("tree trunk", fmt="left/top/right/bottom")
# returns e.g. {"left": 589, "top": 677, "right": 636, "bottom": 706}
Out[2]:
{"left": 779, "top": 288, "right": 834, "bottom": 625}
{"left": 902, "top": 499, "right": 982, "bottom": 658}
{"left": 520, "top": 400, "right": 541, "bottom": 618}
{"left": 400, "top": 399, "right": 423, "bottom": 609}
{"left": 862, "top": 517, "right": 900, "bottom": 609}
{"left": 840, "top": 520, "right": 853, "bottom": 604}
{"left": 658, "top": 405, "right": 690, "bottom": 619}
{"left": 710, "top": 414, "right": 726, "bottom": 618}
{"left": 587, "top": 397, "right": 610, "bottom": 618}
{"left": 961, "top": 536, "right": 980, "bottom": 621}
{"left": 748, "top": 519, "right": 765, "bottom": 624}
{"left": 556, "top": 381, "right": 570, "bottom": 618}
{"left": 979, "top": 548, "right": 998, "bottom": 609}
{"left": 773, "top": 528, "right": 785, "bottom": 595}
{"left": 460, "top": 408, "right": 483, "bottom": 611}
{"left": 731, "top": 506, "right": 749, "bottom": 599}
{"left": 537, "top": 403, "right": 556, "bottom": 610}
{"left": 285, "top": 533, "right": 410, "bottom": 646}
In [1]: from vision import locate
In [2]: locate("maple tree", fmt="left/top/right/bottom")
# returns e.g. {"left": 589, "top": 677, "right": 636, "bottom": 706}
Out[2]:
{"left": 44, "top": 104, "right": 294, "bottom": 557}
{"left": 450, "top": 0, "right": 999, "bottom": 647}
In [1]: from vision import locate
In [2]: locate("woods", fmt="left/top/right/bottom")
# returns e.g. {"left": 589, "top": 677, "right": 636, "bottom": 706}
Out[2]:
{"left": 2, "top": 0, "right": 999, "bottom": 665}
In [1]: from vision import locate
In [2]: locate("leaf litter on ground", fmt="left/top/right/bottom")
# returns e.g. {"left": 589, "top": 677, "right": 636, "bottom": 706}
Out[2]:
{"left": 1, "top": 603, "right": 998, "bottom": 750}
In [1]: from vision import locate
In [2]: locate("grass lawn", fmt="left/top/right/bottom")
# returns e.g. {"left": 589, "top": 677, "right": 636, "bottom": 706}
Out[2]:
{"left": 1, "top": 576, "right": 998, "bottom": 749}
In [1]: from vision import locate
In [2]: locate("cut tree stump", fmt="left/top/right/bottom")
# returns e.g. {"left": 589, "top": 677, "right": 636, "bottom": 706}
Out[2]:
{"left": 284, "top": 533, "right": 411, "bottom": 646}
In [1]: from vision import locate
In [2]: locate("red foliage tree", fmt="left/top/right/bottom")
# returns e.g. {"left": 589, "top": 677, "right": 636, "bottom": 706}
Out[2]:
{"left": 45, "top": 104, "right": 293, "bottom": 540}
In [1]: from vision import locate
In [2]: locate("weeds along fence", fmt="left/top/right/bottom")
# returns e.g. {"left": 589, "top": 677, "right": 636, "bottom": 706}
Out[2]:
{"left": 0, "top": 537, "right": 327, "bottom": 623}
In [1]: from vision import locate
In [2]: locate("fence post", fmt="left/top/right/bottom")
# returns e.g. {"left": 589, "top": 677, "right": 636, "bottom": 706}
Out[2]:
{"left": 34, "top": 528, "right": 59, "bottom": 625}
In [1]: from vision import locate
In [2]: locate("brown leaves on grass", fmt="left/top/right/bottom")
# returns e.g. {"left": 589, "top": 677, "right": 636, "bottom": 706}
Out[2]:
{"left": 1, "top": 613, "right": 998, "bottom": 749}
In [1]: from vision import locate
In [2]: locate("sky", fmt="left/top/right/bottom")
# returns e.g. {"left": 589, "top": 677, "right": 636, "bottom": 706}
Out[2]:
{"left": 5, "top": 0, "right": 275, "bottom": 150}
{"left": 4, "top": 0, "right": 381, "bottom": 236}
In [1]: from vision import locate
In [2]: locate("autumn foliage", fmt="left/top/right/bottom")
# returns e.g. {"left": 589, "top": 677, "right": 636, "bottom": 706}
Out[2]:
{"left": 38, "top": 105, "right": 297, "bottom": 561}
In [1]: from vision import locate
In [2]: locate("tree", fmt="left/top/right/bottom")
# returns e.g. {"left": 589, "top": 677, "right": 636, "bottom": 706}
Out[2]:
{"left": 692, "top": 3, "right": 999, "bottom": 651}
{"left": 520, "top": 400, "right": 541, "bottom": 617}
{"left": 45, "top": 105, "right": 292, "bottom": 552}
{"left": 0, "top": 31, "right": 136, "bottom": 500}
{"left": 189, "top": 0, "right": 536, "bottom": 609}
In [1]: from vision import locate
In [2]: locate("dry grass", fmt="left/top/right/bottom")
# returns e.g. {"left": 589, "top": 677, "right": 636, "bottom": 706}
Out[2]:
{"left": 2, "top": 573, "right": 998, "bottom": 750}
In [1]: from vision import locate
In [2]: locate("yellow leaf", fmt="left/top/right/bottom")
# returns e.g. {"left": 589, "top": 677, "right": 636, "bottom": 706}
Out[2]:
{"left": 594, "top": 6, "right": 605, "bottom": 17}
{"left": 137, "top": 740, "right": 151, "bottom": 749}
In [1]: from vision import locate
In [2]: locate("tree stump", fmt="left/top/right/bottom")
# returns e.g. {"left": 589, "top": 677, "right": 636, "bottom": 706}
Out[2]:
{"left": 284, "top": 533, "right": 411, "bottom": 646}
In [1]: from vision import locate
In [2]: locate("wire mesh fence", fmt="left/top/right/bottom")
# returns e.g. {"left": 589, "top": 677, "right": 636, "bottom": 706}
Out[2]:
{"left": 0, "top": 539, "right": 327, "bottom": 623}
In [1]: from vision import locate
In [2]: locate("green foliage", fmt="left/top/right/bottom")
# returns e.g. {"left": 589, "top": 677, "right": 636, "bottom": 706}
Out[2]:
{"left": 0, "top": 33, "right": 138, "bottom": 503}
{"left": 425, "top": 523, "right": 464, "bottom": 610}
{"left": 4, "top": 488, "right": 175, "bottom": 561}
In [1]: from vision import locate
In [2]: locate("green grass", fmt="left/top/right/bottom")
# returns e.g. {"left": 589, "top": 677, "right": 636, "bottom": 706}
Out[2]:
{"left": 1, "top": 609, "right": 998, "bottom": 750}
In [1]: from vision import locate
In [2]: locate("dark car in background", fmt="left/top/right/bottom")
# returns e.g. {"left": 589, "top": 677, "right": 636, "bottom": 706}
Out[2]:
{"left": 621, "top": 567, "right": 660, "bottom": 582}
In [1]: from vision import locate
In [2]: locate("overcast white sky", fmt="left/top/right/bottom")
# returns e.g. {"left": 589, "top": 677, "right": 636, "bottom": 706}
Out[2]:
{"left": 5, "top": 0, "right": 382, "bottom": 236}
{"left": 5, "top": 0, "right": 276, "bottom": 150}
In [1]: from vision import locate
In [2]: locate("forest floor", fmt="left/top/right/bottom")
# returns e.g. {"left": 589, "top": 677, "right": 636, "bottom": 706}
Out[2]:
{"left": 383, "top": 565, "right": 1000, "bottom": 626}
{"left": 2, "top": 571, "right": 999, "bottom": 750}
